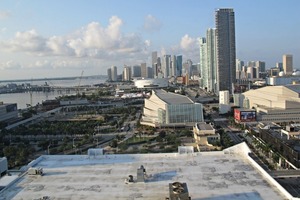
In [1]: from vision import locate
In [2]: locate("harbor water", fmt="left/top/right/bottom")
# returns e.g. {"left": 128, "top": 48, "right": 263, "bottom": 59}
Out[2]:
{"left": 0, "top": 76, "right": 106, "bottom": 109}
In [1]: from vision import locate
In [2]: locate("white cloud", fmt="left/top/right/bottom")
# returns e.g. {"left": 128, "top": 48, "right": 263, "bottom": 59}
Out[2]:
{"left": 2, "top": 29, "right": 48, "bottom": 53}
{"left": 0, "top": 11, "right": 11, "bottom": 20}
{"left": 144, "top": 15, "right": 162, "bottom": 32}
{"left": 180, "top": 34, "right": 197, "bottom": 50}
{"left": 0, "top": 16, "right": 149, "bottom": 61}
{"left": 0, "top": 60, "right": 22, "bottom": 70}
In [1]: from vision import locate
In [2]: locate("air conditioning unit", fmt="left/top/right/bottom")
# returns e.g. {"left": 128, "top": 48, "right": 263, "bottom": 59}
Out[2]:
{"left": 167, "top": 182, "right": 191, "bottom": 200}
{"left": 28, "top": 167, "right": 43, "bottom": 176}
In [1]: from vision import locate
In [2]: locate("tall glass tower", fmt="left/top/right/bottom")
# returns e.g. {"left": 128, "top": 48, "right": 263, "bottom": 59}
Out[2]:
{"left": 215, "top": 8, "right": 236, "bottom": 94}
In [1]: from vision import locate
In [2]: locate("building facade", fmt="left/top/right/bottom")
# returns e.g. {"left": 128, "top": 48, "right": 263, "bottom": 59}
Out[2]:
{"left": 215, "top": 8, "right": 236, "bottom": 94}
{"left": 0, "top": 103, "right": 18, "bottom": 123}
{"left": 111, "top": 66, "right": 118, "bottom": 81}
{"left": 283, "top": 54, "right": 293, "bottom": 75}
{"left": 123, "top": 66, "right": 132, "bottom": 81}
{"left": 236, "top": 85, "right": 300, "bottom": 123}
{"left": 199, "top": 29, "right": 217, "bottom": 93}
{"left": 141, "top": 90, "right": 204, "bottom": 127}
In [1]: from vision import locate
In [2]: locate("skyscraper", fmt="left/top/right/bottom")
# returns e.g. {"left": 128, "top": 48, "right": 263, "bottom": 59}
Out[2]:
{"left": 171, "top": 55, "right": 177, "bottom": 77}
{"left": 123, "top": 66, "right": 132, "bottom": 81}
{"left": 162, "top": 55, "right": 171, "bottom": 78}
{"left": 152, "top": 51, "right": 158, "bottom": 77}
{"left": 111, "top": 66, "right": 118, "bottom": 81}
{"left": 176, "top": 55, "right": 183, "bottom": 77}
{"left": 141, "top": 63, "right": 147, "bottom": 78}
{"left": 215, "top": 8, "right": 236, "bottom": 94}
{"left": 107, "top": 68, "right": 112, "bottom": 81}
{"left": 283, "top": 54, "right": 293, "bottom": 74}
{"left": 132, "top": 65, "right": 142, "bottom": 77}
{"left": 199, "top": 28, "right": 217, "bottom": 93}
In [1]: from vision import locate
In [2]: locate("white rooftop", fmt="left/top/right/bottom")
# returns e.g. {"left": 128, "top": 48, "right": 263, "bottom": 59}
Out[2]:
{"left": 0, "top": 143, "right": 286, "bottom": 200}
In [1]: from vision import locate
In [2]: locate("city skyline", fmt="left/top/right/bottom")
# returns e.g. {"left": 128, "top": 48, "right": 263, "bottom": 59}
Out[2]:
{"left": 0, "top": 0, "right": 299, "bottom": 80}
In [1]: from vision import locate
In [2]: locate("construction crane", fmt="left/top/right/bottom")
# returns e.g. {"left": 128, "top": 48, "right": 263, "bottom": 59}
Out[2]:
{"left": 76, "top": 70, "right": 84, "bottom": 100}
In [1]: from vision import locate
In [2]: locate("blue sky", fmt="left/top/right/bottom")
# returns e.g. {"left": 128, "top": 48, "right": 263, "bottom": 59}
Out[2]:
{"left": 0, "top": 0, "right": 299, "bottom": 80}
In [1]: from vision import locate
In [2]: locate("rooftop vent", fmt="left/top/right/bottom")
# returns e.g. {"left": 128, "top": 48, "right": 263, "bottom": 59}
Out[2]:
{"left": 167, "top": 182, "right": 191, "bottom": 200}
{"left": 136, "top": 165, "right": 146, "bottom": 182}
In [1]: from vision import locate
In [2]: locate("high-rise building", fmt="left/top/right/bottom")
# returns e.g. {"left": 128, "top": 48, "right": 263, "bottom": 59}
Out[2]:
{"left": 141, "top": 63, "right": 147, "bottom": 78}
{"left": 176, "top": 55, "right": 183, "bottom": 76}
{"left": 236, "top": 59, "right": 244, "bottom": 72}
{"left": 256, "top": 61, "right": 266, "bottom": 73}
{"left": 171, "top": 55, "right": 177, "bottom": 77}
{"left": 162, "top": 55, "right": 171, "bottom": 78}
{"left": 111, "top": 66, "right": 118, "bottom": 81}
{"left": 132, "top": 65, "right": 142, "bottom": 77}
{"left": 123, "top": 66, "right": 132, "bottom": 81}
{"left": 215, "top": 8, "right": 236, "bottom": 94}
{"left": 199, "top": 28, "right": 217, "bottom": 93}
{"left": 107, "top": 68, "right": 112, "bottom": 81}
{"left": 146, "top": 67, "right": 154, "bottom": 78}
{"left": 152, "top": 51, "right": 158, "bottom": 78}
{"left": 276, "top": 62, "right": 283, "bottom": 71}
{"left": 283, "top": 54, "right": 293, "bottom": 74}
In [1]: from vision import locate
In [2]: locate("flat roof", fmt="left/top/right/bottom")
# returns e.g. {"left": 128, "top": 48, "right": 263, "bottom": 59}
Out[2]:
{"left": 155, "top": 90, "right": 194, "bottom": 105}
{"left": 197, "top": 123, "right": 214, "bottom": 130}
{"left": 0, "top": 144, "right": 286, "bottom": 200}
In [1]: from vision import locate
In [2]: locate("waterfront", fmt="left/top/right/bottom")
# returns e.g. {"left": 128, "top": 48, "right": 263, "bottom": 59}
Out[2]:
{"left": 0, "top": 76, "right": 106, "bottom": 109}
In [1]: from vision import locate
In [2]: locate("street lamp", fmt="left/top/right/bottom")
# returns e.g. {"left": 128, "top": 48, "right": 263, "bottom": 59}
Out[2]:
{"left": 72, "top": 138, "right": 77, "bottom": 154}
{"left": 48, "top": 144, "right": 52, "bottom": 155}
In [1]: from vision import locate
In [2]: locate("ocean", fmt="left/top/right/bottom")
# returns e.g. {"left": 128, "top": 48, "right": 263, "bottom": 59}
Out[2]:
{"left": 0, "top": 76, "right": 106, "bottom": 109}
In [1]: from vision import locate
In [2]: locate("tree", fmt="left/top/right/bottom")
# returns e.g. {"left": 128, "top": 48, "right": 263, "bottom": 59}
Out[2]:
{"left": 159, "top": 131, "right": 166, "bottom": 138}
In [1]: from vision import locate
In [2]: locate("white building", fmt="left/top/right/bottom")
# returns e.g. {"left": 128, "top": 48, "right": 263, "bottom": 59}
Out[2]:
{"left": 141, "top": 90, "right": 204, "bottom": 127}
{"left": 133, "top": 78, "right": 168, "bottom": 89}
{"left": 219, "top": 90, "right": 231, "bottom": 114}
{"left": 123, "top": 66, "right": 132, "bottom": 81}
{"left": 111, "top": 66, "right": 118, "bottom": 81}
{"left": 193, "top": 122, "right": 220, "bottom": 147}
{"left": 266, "top": 74, "right": 300, "bottom": 86}
{"left": 199, "top": 29, "right": 218, "bottom": 94}
{"left": 236, "top": 84, "right": 300, "bottom": 123}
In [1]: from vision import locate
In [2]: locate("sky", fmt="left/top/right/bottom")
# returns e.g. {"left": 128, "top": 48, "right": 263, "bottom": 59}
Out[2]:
{"left": 0, "top": 0, "right": 299, "bottom": 80}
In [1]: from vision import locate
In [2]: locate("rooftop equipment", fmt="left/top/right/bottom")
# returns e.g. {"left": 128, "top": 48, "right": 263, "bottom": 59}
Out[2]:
{"left": 28, "top": 167, "right": 43, "bottom": 176}
{"left": 166, "top": 182, "right": 191, "bottom": 200}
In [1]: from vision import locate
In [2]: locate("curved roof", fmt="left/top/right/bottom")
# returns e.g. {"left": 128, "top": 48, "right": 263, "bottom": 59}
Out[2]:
{"left": 154, "top": 90, "right": 194, "bottom": 105}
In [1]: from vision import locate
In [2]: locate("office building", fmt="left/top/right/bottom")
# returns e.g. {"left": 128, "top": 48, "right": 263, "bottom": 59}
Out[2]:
{"left": 161, "top": 55, "right": 171, "bottom": 78}
{"left": 283, "top": 54, "right": 293, "bottom": 75}
{"left": 111, "top": 66, "right": 118, "bottom": 81}
{"left": 132, "top": 65, "right": 142, "bottom": 77}
{"left": 215, "top": 8, "right": 236, "bottom": 94}
{"left": 152, "top": 51, "right": 158, "bottom": 78}
{"left": 176, "top": 55, "right": 183, "bottom": 77}
{"left": 199, "top": 28, "right": 217, "bottom": 93}
{"left": 122, "top": 66, "right": 132, "bottom": 81}
{"left": 107, "top": 68, "right": 112, "bottom": 81}
{"left": 219, "top": 90, "right": 231, "bottom": 114}
{"left": 146, "top": 67, "right": 154, "bottom": 78}
{"left": 171, "top": 55, "right": 177, "bottom": 77}
{"left": 256, "top": 61, "right": 266, "bottom": 73}
{"left": 141, "top": 90, "right": 204, "bottom": 127}
{"left": 141, "top": 63, "right": 147, "bottom": 78}
{"left": 236, "top": 59, "right": 244, "bottom": 72}
{"left": 276, "top": 62, "right": 283, "bottom": 71}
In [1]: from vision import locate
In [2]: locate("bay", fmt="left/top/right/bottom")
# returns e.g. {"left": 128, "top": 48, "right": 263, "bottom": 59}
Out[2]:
{"left": 0, "top": 76, "right": 106, "bottom": 109}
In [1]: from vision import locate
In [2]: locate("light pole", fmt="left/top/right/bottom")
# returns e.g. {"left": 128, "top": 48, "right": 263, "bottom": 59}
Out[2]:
{"left": 48, "top": 144, "right": 52, "bottom": 155}
{"left": 73, "top": 138, "right": 76, "bottom": 154}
